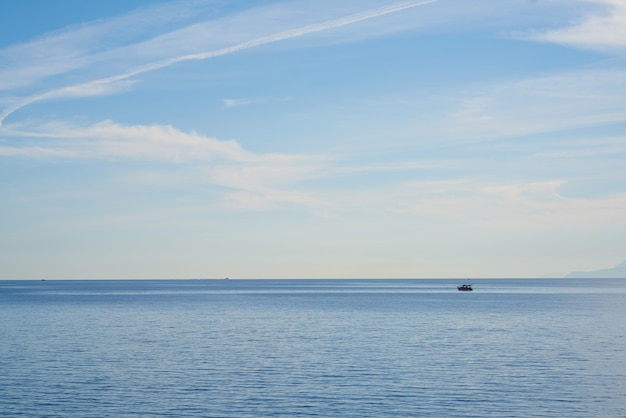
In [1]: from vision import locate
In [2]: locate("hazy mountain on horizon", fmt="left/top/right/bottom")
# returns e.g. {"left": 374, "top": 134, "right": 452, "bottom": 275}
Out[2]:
{"left": 566, "top": 260, "right": 626, "bottom": 279}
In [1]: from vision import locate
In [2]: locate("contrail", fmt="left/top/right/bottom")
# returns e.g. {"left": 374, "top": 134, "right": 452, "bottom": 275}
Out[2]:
{"left": 0, "top": 0, "right": 438, "bottom": 126}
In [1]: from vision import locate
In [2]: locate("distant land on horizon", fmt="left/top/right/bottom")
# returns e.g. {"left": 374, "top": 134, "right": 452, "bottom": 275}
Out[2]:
{"left": 566, "top": 260, "right": 626, "bottom": 279}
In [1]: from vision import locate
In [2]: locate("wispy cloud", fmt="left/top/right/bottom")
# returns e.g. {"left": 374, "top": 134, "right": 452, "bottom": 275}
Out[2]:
{"left": 0, "top": 120, "right": 331, "bottom": 211}
{"left": 530, "top": 0, "right": 626, "bottom": 52}
{"left": 0, "top": 1, "right": 208, "bottom": 91}
{"left": 0, "top": 0, "right": 439, "bottom": 126}
{"left": 223, "top": 98, "right": 255, "bottom": 108}
{"left": 2, "top": 1, "right": 625, "bottom": 221}
{"left": 1, "top": 120, "right": 246, "bottom": 161}
{"left": 427, "top": 68, "right": 626, "bottom": 144}
{"left": 222, "top": 96, "right": 292, "bottom": 108}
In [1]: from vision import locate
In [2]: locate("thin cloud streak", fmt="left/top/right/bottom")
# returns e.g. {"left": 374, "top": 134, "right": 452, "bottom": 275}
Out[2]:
{"left": 0, "top": 1, "right": 208, "bottom": 91}
{"left": 0, "top": 0, "right": 438, "bottom": 126}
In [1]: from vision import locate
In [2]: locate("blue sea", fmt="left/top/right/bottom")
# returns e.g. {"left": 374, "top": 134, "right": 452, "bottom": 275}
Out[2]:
{"left": 1, "top": 279, "right": 625, "bottom": 417}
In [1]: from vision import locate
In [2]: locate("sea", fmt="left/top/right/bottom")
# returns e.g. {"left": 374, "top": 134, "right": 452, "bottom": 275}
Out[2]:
{"left": 1, "top": 278, "right": 625, "bottom": 417}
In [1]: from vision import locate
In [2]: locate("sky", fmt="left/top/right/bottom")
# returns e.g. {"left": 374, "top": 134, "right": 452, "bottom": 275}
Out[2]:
{"left": 1, "top": 0, "right": 626, "bottom": 279}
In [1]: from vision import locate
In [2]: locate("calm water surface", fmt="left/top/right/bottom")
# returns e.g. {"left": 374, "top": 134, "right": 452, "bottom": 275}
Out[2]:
{"left": 1, "top": 279, "right": 625, "bottom": 417}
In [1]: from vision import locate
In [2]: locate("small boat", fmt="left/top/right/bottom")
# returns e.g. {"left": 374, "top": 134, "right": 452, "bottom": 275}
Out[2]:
{"left": 457, "top": 284, "right": 473, "bottom": 291}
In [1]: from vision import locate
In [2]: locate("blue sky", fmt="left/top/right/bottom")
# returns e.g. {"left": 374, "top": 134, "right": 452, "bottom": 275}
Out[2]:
{"left": 2, "top": 0, "right": 626, "bottom": 279}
